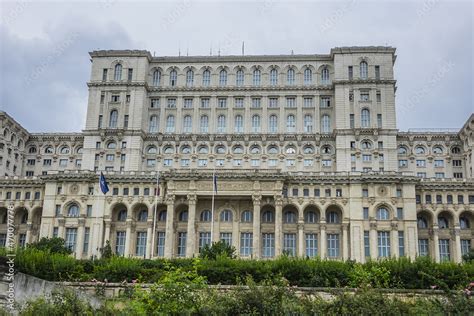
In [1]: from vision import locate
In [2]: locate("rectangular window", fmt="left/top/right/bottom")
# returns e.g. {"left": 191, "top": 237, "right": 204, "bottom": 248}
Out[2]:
{"left": 351, "top": 154, "right": 356, "bottom": 162}
{"left": 86, "top": 205, "right": 92, "bottom": 217}
{"left": 362, "top": 188, "right": 369, "bottom": 197}
{"left": 198, "top": 159, "right": 208, "bottom": 167}
{"left": 453, "top": 172, "right": 463, "bottom": 178}
{"left": 26, "top": 159, "right": 36, "bottom": 166}
{"left": 201, "top": 98, "right": 210, "bottom": 108}
{"left": 452, "top": 160, "right": 462, "bottom": 167}
{"left": 83, "top": 227, "right": 90, "bottom": 255}
{"left": 262, "top": 233, "right": 275, "bottom": 258}
{"left": 435, "top": 172, "right": 445, "bottom": 179}
{"left": 458, "top": 195, "right": 464, "bottom": 204}
{"left": 447, "top": 195, "right": 453, "bottom": 204}
{"left": 396, "top": 188, "right": 403, "bottom": 197}
{"left": 398, "top": 160, "right": 408, "bottom": 167}
{"left": 167, "top": 98, "right": 176, "bottom": 108}
{"left": 102, "top": 68, "right": 108, "bottom": 81}
{"left": 128, "top": 68, "right": 133, "bottom": 81}
{"left": 320, "top": 96, "right": 331, "bottom": 108}
{"left": 269, "top": 97, "right": 279, "bottom": 108}
{"left": 417, "top": 172, "right": 427, "bottom": 178}
{"left": 251, "top": 159, "right": 260, "bottom": 167}
{"left": 416, "top": 159, "right": 426, "bottom": 167}
{"left": 156, "top": 232, "right": 166, "bottom": 257}
{"left": 183, "top": 98, "right": 193, "bottom": 108}
{"left": 240, "top": 232, "right": 253, "bottom": 257}
{"left": 19, "top": 234, "right": 26, "bottom": 248}
{"left": 199, "top": 232, "right": 211, "bottom": 252}
{"left": 123, "top": 188, "right": 129, "bottom": 196}
{"left": 147, "top": 159, "right": 156, "bottom": 167}
{"left": 151, "top": 98, "right": 160, "bottom": 108}
{"left": 116, "top": 231, "right": 126, "bottom": 256}
{"left": 52, "top": 227, "right": 58, "bottom": 238}
{"left": 398, "top": 231, "right": 405, "bottom": 257}
{"left": 106, "top": 154, "right": 114, "bottom": 161}
{"left": 434, "top": 160, "right": 444, "bottom": 167}
{"left": 377, "top": 114, "right": 382, "bottom": 128}
{"left": 439, "top": 239, "right": 450, "bottom": 261}
{"left": 286, "top": 159, "right": 295, "bottom": 167}
{"left": 364, "top": 231, "right": 370, "bottom": 257}
{"left": 377, "top": 231, "right": 390, "bottom": 257}
{"left": 397, "top": 208, "right": 404, "bottom": 220}
{"left": 123, "top": 115, "right": 129, "bottom": 128}
{"left": 350, "top": 114, "right": 355, "bottom": 128}
{"left": 34, "top": 192, "right": 40, "bottom": 199}
{"left": 220, "top": 232, "right": 232, "bottom": 246}
{"left": 100, "top": 92, "right": 105, "bottom": 104}
{"left": 305, "top": 233, "right": 318, "bottom": 257}
{"left": 43, "top": 159, "right": 52, "bottom": 166}
{"left": 360, "top": 92, "right": 370, "bottom": 101}
{"left": 0, "top": 234, "right": 6, "bottom": 247}
{"left": 376, "top": 91, "right": 381, "bottom": 102}
{"left": 362, "top": 154, "right": 372, "bottom": 162}
{"left": 322, "top": 159, "right": 332, "bottom": 167}
{"left": 65, "top": 228, "right": 78, "bottom": 252}
{"left": 303, "top": 97, "right": 313, "bottom": 108}
{"left": 163, "top": 159, "right": 173, "bottom": 167}
{"left": 177, "top": 232, "right": 187, "bottom": 257}
{"left": 55, "top": 205, "right": 61, "bottom": 216}
{"left": 283, "top": 233, "right": 296, "bottom": 256}
{"left": 120, "top": 154, "right": 126, "bottom": 162}
{"left": 375, "top": 65, "right": 380, "bottom": 79}
{"left": 233, "top": 159, "right": 242, "bottom": 166}
{"left": 425, "top": 194, "right": 432, "bottom": 204}
{"left": 418, "top": 239, "right": 429, "bottom": 256}
{"left": 180, "top": 159, "right": 190, "bottom": 167}
{"left": 218, "top": 98, "right": 227, "bottom": 108}
{"left": 303, "top": 188, "right": 309, "bottom": 197}
{"left": 252, "top": 98, "right": 261, "bottom": 108}
{"left": 234, "top": 97, "right": 244, "bottom": 108}
{"left": 363, "top": 207, "right": 369, "bottom": 219}
{"left": 303, "top": 159, "right": 314, "bottom": 167}
{"left": 327, "top": 234, "right": 340, "bottom": 258}
{"left": 268, "top": 159, "right": 278, "bottom": 167}
{"left": 59, "top": 159, "right": 68, "bottom": 167}
{"left": 348, "top": 66, "right": 353, "bottom": 80}
{"left": 286, "top": 97, "right": 296, "bottom": 108}
{"left": 461, "top": 240, "right": 471, "bottom": 256}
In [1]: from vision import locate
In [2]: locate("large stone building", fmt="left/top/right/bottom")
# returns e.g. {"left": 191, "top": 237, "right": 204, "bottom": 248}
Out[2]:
{"left": 0, "top": 46, "right": 472, "bottom": 262}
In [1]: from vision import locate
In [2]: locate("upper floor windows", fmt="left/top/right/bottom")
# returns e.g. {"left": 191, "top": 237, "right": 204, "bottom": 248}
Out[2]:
{"left": 451, "top": 146, "right": 461, "bottom": 154}
{"left": 68, "top": 204, "right": 80, "bottom": 217}
{"left": 166, "top": 115, "right": 175, "bottom": 133}
{"left": 109, "top": 110, "right": 118, "bottom": 128}
{"left": 361, "top": 109, "right": 370, "bottom": 127}
{"left": 152, "top": 70, "right": 161, "bottom": 86}
{"left": 415, "top": 146, "right": 426, "bottom": 155}
{"left": 217, "top": 115, "right": 226, "bottom": 133}
{"left": 200, "top": 115, "right": 209, "bottom": 133}
{"left": 234, "top": 115, "right": 244, "bottom": 133}
{"left": 186, "top": 70, "right": 194, "bottom": 87}
{"left": 286, "top": 115, "right": 296, "bottom": 133}
{"left": 360, "top": 61, "right": 368, "bottom": 79}
{"left": 376, "top": 207, "right": 390, "bottom": 220}
{"left": 219, "top": 69, "right": 228, "bottom": 87}
{"left": 149, "top": 115, "right": 158, "bottom": 133}
{"left": 236, "top": 69, "right": 244, "bottom": 86}
{"left": 253, "top": 69, "right": 261, "bottom": 86}
{"left": 321, "top": 115, "right": 331, "bottom": 133}
{"left": 321, "top": 67, "right": 330, "bottom": 84}
{"left": 251, "top": 115, "right": 261, "bottom": 133}
{"left": 269, "top": 115, "right": 278, "bottom": 133}
{"left": 183, "top": 115, "right": 192, "bottom": 133}
{"left": 287, "top": 68, "right": 295, "bottom": 85}
{"left": 202, "top": 69, "right": 211, "bottom": 86}
{"left": 270, "top": 68, "right": 278, "bottom": 86}
{"left": 398, "top": 146, "right": 408, "bottom": 155}
{"left": 432, "top": 146, "right": 443, "bottom": 154}
{"left": 303, "top": 68, "right": 312, "bottom": 85}
{"left": 169, "top": 70, "right": 177, "bottom": 86}
{"left": 114, "top": 64, "right": 122, "bottom": 81}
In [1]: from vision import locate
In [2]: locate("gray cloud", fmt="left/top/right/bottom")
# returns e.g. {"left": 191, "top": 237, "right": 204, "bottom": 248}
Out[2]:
{"left": 0, "top": 0, "right": 472, "bottom": 132}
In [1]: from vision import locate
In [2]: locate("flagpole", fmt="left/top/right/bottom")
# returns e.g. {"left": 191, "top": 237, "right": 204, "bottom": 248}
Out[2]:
{"left": 210, "top": 169, "right": 215, "bottom": 244}
{"left": 151, "top": 171, "right": 159, "bottom": 258}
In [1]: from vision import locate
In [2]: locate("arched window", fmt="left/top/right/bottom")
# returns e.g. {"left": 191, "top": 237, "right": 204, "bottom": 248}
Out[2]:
{"left": 179, "top": 210, "right": 188, "bottom": 222}
{"left": 219, "top": 69, "right": 227, "bottom": 86}
{"left": 287, "top": 115, "right": 296, "bottom": 132}
{"left": 215, "top": 145, "right": 226, "bottom": 154}
{"left": 321, "top": 115, "right": 331, "bottom": 133}
{"left": 233, "top": 146, "right": 244, "bottom": 154}
{"left": 236, "top": 69, "right": 244, "bottom": 86}
{"left": 415, "top": 146, "right": 425, "bottom": 155}
{"left": 304, "top": 114, "right": 313, "bottom": 133}
{"left": 107, "top": 142, "right": 117, "bottom": 149}
{"left": 28, "top": 146, "right": 37, "bottom": 154}
{"left": 138, "top": 210, "right": 148, "bottom": 222}
{"left": 200, "top": 210, "right": 211, "bottom": 222}
{"left": 163, "top": 146, "right": 174, "bottom": 154}
{"left": 253, "top": 69, "right": 261, "bottom": 86}
{"left": 303, "top": 68, "right": 312, "bottom": 85}
{"left": 361, "top": 109, "right": 370, "bottom": 127}
{"left": 286, "top": 146, "right": 296, "bottom": 154}
{"left": 417, "top": 216, "right": 428, "bottom": 229}
{"left": 60, "top": 146, "right": 70, "bottom": 154}
{"left": 287, "top": 68, "right": 295, "bottom": 85}
{"left": 166, "top": 115, "right": 175, "bottom": 133}
{"left": 44, "top": 146, "right": 54, "bottom": 154}
{"left": 114, "top": 64, "right": 122, "bottom": 81}
{"left": 398, "top": 146, "right": 408, "bottom": 155}
{"left": 200, "top": 115, "right": 209, "bottom": 133}
{"left": 21, "top": 213, "right": 28, "bottom": 224}
{"left": 438, "top": 216, "right": 449, "bottom": 229}
{"left": 376, "top": 207, "right": 390, "bottom": 220}
{"left": 361, "top": 141, "right": 372, "bottom": 150}
{"left": 268, "top": 146, "right": 278, "bottom": 154}
{"left": 234, "top": 115, "right": 243, "bottom": 133}
{"left": 284, "top": 211, "right": 296, "bottom": 223}
{"left": 266, "top": 114, "right": 277, "bottom": 133}
{"left": 183, "top": 115, "right": 192, "bottom": 133}
{"left": 270, "top": 68, "right": 278, "bottom": 85}
{"left": 158, "top": 210, "right": 167, "bottom": 222}
{"left": 321, "top": 145, "right": 332, "bottom": 154}
{"left": 185, "top": 69, "right": 194, "bottom": 87}
{"left": 303, "top": 146, "right": 314, "bottom": 154}
{"left": 321, "top": 67, "right": 330, "bottom": 84}
{"left": 68, "top": 204, "right": 79, "bottom": 217}
{"left": 109, "top": 110, "right": 118, "bottom": 128}
{"left": 433, "top": 146, "right": 443, "bottom": 154}
{"left": 305, "top": 211, "right": 318, "bottom": 223}
{"left": 147, "top": 146, "right": 157, "bottom": 154}
{"left": 220, "top": 209, "right": 233, "bottom": 222}
{"left": 360, "top": 61, "right": 368, "bottom": 79}
{"left": 169, "top": 69, "right": 177, "bottom": 86}
{"left": 327, "top": 211, "right": 339, "bottom": 224}
{"left": 217, "top": 115, "right": 226, "bottom": 133}
{"left": 202, "top": 69, "right": 211, "bottom": 86}
{"left": 460, "top": 217, "right": 470, "bottom": 229}
{"left": 181, "top": 145, "right": 191, "bottom": 154}
{"left": 451, "top": 146, "right": 461, "bottom": 154}
{"left": 198, "top": 146, "right": 208, "bottom": 154}
{"left": 262, "top": 210, "right": 274, "bottom": 223}
{"left": 149, "top": 115, "right": 158, "bottom": 133}
{"left": 241, "top": 210, "right": 252, "bottom": 222}
{"left": 76, "top": 147, "right": 83, "bottom": 154}
{"left": 252, "top": 115, "right": 261, "bottom": 133}
{"left": 117, "top": 209, "right": 127, "bottom": 221}
{"left": 152, "top": 69, "right": 161, "bottom": 86}
{"left": 250, "top": 146, "right": 261, "bottom": 154}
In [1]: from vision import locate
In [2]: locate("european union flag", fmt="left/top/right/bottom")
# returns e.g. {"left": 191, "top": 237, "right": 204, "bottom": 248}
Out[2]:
{"left": 99, "top": 172, "right": 109, "bottom": 194}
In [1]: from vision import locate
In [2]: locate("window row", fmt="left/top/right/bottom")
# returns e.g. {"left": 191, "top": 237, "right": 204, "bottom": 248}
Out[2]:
{"left": 398, "top": 145, "right": 462, "bottom": 156}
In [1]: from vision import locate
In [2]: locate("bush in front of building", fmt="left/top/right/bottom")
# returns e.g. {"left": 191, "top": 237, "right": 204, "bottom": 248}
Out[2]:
{"left": 26, "top": 237, "right": 72, "bottom": 255}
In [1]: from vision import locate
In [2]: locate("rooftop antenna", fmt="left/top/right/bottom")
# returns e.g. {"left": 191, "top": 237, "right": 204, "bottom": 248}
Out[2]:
{"left": 178, "top": 42, "right": 181, "bottom": 57}
{"left": 153, "top": 51, "right": 156, "bottom": 57}
{"left": 242, "top": 41, "right": 245, "bottom": 56}
{"left": 291, "top": 49, "right": 294, "bottom": 55}
{"left": 186, "top": 45, "right": 189, "bottom": 57}
{"left": 218, "top": 41, "right": 221, "bottom": 57}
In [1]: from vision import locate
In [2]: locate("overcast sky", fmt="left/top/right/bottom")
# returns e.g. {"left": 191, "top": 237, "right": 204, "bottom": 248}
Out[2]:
{"left": 0, "top": 0, "right": 472, "bottom": 132}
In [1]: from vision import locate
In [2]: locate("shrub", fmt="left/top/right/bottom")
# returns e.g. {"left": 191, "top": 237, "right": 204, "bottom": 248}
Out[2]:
{"left": 27, "top": 237, "right": 71, "bottom": 255}
{"left": 199, "top": 241, "right": 236, "bottom": 260}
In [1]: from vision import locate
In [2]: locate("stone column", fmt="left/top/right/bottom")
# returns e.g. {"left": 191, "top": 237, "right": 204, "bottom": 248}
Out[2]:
{"left": 252, "top": 194, "right": 261, "bottom": 259}
{"left": 298, "top": 222, "right": 304, "bottom": 257}
{"left": 342, "top": 223, "right": 349, "bottom": 260}
{"left": 186, "top": 194, "right": 197, "bottom": 258}
{"left": 432, "top": 227, "right": 440, "bottom": 262}
{"left": 146, "top": 220, "right": 153, "bottom": 259}
{"left": 274, "top": 196, "right": 283, "bottom": 258}
{"left": 370, "top": 222, "right": 378, "bottom": 259}
{"left": 104, "top": 219, "right": 111, "bottom": 243}
{"left": 391, "top": 223, "right": 399, "bottom": 258}
{"left": 25, "top": 223, "right": 32, "bottom": 244}
{"left": 76, "top": 218, "right": 85, "bottom": 259}
{"left": 124, "top": 219, "right": 133, "bottom": 257}
{"left": 58, "top": 218, "right": 65, "bottom": 239}
{"left": 454, "top": 227, "right": 462, "bottom": 263}
{"left": 164, "top": 195, "right": 175, "bottom": 258}
{"left": 320, "top": 222, "right": 327, "bottom": 258}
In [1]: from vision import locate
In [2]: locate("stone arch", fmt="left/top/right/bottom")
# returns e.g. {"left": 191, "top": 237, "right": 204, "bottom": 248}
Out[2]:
{"left": 324, "top": 204, "right": 344, "bottom": 223}
{"left": 303, "top": 204, "right": 321, "bottom": 223}
{"left": 14, "top": 207, "right": 29, "bottom": 225}
{"left": 373, "top": 203, "right": 394, "bottom": 220}
{"left": 282, "top": 204, "right": 299, "bottom": 224}
{"left": 131, "top": 202, "right": 149, "bottom": 222}
{"left": 111, "top": 202, "right": 128, "bottom": 222}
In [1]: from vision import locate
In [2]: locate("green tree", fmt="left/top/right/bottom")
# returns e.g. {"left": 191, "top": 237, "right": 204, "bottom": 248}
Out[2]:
{"left": 199, "top": 241, "right": 236, "bottom": 260}
{"left": 27, "top": 237, "right": 71, "bottom": 255}
{"left": 462, "top": 248, "right": 474, "bottom": 263}
{"left": 100, "top": 240, "right": 113, "bottom": 259}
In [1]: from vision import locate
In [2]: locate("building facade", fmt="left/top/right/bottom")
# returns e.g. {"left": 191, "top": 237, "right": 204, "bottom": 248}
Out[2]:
{"left": 0, "top": 46, "right": 472, "bottom": 262}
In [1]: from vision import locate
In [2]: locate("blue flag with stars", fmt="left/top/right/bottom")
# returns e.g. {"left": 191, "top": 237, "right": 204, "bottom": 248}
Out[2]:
{"left": 99, "top": 172, "right": 109, "bottom": 194}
